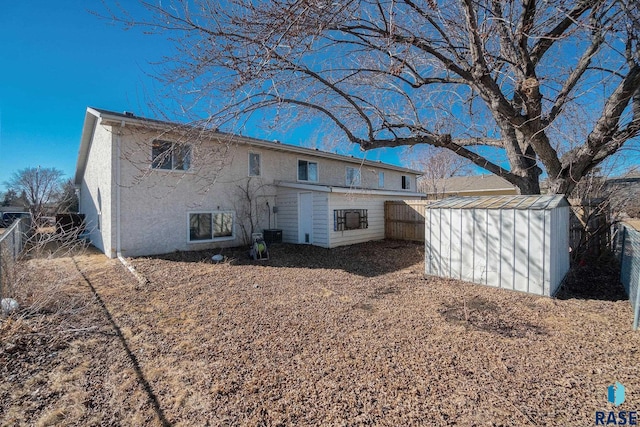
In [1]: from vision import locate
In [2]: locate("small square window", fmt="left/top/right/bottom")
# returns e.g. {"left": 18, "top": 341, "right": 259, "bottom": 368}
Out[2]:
{"left": 298, "top": 160, "right": 318, "bottom": 182}
{"left": 402, "top": 175, "right": 411, "bottom": 190}
{"left": 190, "top": 213, "right": 212, "bottom": 241}
{"left": 152, "top": 140, "right": 191, "bottom": 171}
{"left": 334, "top": 209, "right": 368, "bottom": 231}
{"left": 346, "top": 167, "right": 361, "bottom": 186}
{"left": 213, "top": 212, "right": 234, "bottom": 238}
{"left": 249, "top": 152, "right": 261, "bottom": 176}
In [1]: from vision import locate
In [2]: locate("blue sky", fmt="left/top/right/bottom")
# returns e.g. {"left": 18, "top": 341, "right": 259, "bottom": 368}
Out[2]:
{"left": 0, "top": 2, "right": 161, "bottom": 191}
{"left": 0, "top": 1, "right": 407, "bottom": 193}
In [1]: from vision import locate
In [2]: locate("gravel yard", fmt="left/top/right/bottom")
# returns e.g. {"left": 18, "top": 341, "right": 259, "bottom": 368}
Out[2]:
{"left": 1, "top": 240, "right": 638, "bottom": 426}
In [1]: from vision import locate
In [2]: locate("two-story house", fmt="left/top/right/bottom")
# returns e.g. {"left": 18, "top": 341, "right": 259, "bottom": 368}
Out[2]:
{"left": 74, "top": 107, "right": 423, "bottom": 258}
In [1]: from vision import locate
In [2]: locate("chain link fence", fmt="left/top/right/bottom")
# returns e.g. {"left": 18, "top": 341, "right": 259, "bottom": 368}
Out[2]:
{"left": 614, "top": 223, "right": 640, "bottom": 330}
{"left": 0, "top": 217, "right": 31, "bottom": 301}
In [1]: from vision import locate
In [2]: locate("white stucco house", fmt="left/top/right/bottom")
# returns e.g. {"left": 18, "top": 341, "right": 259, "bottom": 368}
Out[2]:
{"left": 74, "top": 107, "right": 424, "bottom": 258}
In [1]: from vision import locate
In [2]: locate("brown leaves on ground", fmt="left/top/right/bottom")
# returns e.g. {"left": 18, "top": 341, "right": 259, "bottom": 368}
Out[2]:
{"left": 1, "top": 240, "right": 638, "bottom": 426}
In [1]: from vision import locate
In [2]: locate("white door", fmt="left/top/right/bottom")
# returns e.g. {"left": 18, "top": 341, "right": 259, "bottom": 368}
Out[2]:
{"left": 298, "top": 192, "right": 313, "bottom": 244}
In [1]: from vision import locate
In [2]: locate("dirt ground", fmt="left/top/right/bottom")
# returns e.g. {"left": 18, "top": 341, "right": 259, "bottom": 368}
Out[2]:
{"left": 1, "top": 240, "right": 638, "bottom": 426}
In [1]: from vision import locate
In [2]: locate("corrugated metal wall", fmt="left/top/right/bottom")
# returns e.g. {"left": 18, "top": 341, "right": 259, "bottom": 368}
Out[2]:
{"left": 425, "top": 196, "right": 570, "bottom": 297}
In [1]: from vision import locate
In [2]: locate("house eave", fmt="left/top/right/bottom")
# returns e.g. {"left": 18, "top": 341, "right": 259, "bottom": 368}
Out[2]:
{"left": 276, "top": 181, "right": 424, "bottom": 197}
{"left": 74, "top": 109, "right": 100, "bottom": 186}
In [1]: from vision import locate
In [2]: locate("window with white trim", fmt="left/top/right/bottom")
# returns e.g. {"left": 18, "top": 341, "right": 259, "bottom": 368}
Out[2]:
{"left": 378, "top": 172, "right": 385, "bottom": 188}
{"left": 189, "top": 212, "right": 234, "bottom": 242}
{"left": 152, "top": 140, "right": 191, "bottom": 171}
{"left": 298, "top": 160, "right": 318, "bottom": 182}
{"left": 334, "top": 209, "right": 368, "bottom": 231}
{"left": 402, "top": 175, "right": 411, "bottom": 189}
{"left": 346, "top": 167, "right": 361, "bottom": 186}
{"left": 248, "top": 152, "right": 261, "bottom": 176}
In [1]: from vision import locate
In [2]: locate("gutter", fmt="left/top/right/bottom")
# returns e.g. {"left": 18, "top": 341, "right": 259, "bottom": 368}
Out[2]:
{"left": 276, "top": 181, "right": 424, "bottom": 198}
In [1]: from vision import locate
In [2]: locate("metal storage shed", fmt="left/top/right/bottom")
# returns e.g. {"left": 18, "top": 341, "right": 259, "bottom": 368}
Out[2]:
{"left": 425, "top": 195, "right": 570, "bottom": 297}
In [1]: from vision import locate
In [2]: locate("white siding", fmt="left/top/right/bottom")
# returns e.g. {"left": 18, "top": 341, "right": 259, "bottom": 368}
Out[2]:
{"left": 425, "top": 196, "right": 570, "bottom": 297}
{"left": 312, "top": 192, "right": 329, "bottom": 247}
{"left": 275, "top": 187, "right": 299, "bottom": 244}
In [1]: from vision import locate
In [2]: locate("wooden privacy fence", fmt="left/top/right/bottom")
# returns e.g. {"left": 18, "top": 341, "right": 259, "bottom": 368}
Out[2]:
{"left": 384, "top": 200, "right": 430, "bottom": 242}
{"left": 385, "top": 198, "right": 610, "bottom": 258}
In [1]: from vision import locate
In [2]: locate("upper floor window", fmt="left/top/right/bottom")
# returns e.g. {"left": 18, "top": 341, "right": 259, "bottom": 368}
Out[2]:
{"left": 346, "top": 167, "right": 361, "bottom": 186}
{"left": 152, "top": 140, "right": 191, "bottom": 171}
{"left": 402, "top": 175, "right": 411, "bottom": 190}
{"left": 298, "top": 160, "right": 318, "bottom": 182}
{"left": 249, "top": 152, "right": 261, "bottom": 176}
{"left": 378, "top": 172, "right": 385, "bottom": 188}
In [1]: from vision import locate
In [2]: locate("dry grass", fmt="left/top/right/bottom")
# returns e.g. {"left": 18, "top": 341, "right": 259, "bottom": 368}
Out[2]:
{"left": 1, "top": 240, "right": 638, "bottom": 426}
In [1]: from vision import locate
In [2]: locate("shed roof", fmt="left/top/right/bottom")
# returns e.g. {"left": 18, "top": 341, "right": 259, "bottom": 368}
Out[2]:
{"left": 426, "top": 195, "right": 569, "bottom": 210}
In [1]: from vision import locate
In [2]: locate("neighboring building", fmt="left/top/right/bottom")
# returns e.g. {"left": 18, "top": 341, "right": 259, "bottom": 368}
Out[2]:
{"left": 74, "top": 107, "right": 423, "bottom": 258}
{"left": 421, "top": 174, "right": 519, "bottom": 199}
{"left": 605, "top": 174, "right": 640, "bottom": 217}
{"left": 0, "top": 206, "right": 26, "bottom": 214}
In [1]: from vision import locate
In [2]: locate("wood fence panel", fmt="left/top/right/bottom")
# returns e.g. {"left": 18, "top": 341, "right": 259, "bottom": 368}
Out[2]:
{"left": 384, "top": 201, "right": 431, "bottom": 242}
{"left": 568, "top": 198, "right": 610, "bottom": 258}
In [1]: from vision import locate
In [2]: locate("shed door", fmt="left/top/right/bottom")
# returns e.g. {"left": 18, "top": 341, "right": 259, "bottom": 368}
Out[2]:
{"left": 298, "top": 192, "right": 313, "bottom": 244}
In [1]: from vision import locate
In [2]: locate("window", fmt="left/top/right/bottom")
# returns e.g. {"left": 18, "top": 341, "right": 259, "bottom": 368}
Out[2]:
{"left": 298, "top": 160, "right": 318, "bottom": 182}
{"left": 248, "top": 152, "right": 261, "bottom": 176}
{"left": 152, "top": 140, "right": 191, "bottom": 171}
{"left": 378, "top": 172, "right": 385, "bottom": 188}
{"left": 402, "top": 175, "right": 411, "bottom": 190}
{"left": 346, "top": 167, "right": 361, "bottom": 186}
{"left": 189, "top": 212, "right": 234, "bottom": 242}
{"left": 334, "top": 209, "right": 368, "bottom": 231}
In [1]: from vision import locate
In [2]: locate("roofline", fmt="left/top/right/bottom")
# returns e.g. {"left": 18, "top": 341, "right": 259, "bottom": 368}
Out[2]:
{"left": 74, "top": 109, "right": 100, "bottom": 185}
{"left": 425, "top": 187, "right": 517, "bottom": 195}
{"left": 81, "top": 107, "right": 423, "bottom": 176}
{"left": 276, "top": 181, "right": 425, "bottom": 197}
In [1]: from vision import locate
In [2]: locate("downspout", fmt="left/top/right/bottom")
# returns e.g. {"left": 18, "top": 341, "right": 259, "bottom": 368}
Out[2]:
{"left": 116, "top": 120, "right": 124, "bottom": 258}
{"left": 115, "top": 120, "right": 147, "bottom": 285}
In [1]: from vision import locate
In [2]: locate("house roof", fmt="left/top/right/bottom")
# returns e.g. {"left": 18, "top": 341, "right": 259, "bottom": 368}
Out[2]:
{"left": 426, "top": 174, "right": 517, "bottom": 194}
{"left": 276, "top": 181, "right": 424, "bottom": 198}
{"left": 74, "top": 107, "right": 422, "bottom": 184}
{"left": 426, "top": 195, "right": 569, "bottom": 210}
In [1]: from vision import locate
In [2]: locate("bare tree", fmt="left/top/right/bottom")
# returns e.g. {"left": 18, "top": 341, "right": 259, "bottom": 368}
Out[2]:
{"left": 4, "top": 167, "right": 64, "bottom": 223}
{"left": 56, "top": 180, "right": 79, "bottom": 213}
{"left": 406, "top": 146, "right": 473, "bottom": 196}
{"left": 107, "top": 0, "right": 640, "bottom": 196}
{"left": 229, "top": 178, "right": 272, "bottom": 245}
